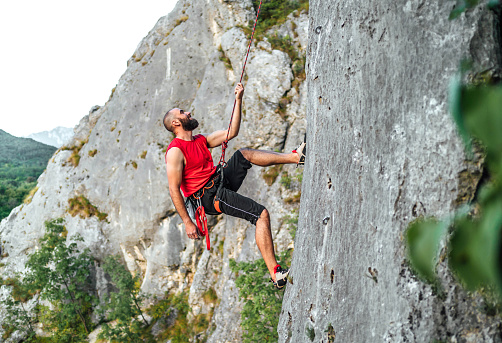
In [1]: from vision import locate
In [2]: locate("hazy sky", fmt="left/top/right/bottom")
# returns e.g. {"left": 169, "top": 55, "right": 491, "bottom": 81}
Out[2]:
{"left": 0, "top": 0, "right": 178, "bottom": 137}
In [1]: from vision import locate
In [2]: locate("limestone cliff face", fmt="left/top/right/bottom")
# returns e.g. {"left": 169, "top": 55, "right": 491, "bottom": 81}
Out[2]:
{"left": 0, "top": 0, "right": 306, "bottom": 341}
{"left": 279, "top": 1, "right": 501, "bottom": 343}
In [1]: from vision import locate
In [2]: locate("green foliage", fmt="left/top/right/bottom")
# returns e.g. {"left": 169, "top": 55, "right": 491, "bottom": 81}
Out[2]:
{"left": 202, "top": 288, "right": 218, "bottom": 305}
{"left": 296, "top": 170, "right": 303, "bottom": 183}
{"left": 23, "top": 186, "right": 38, "bottom": 205}
{"left": 405, "top": 218, "right": 448, "bottom": 283}
{"left": 98, "top": 255, "right": 153, "bottom": 342}
{"left": 230, "top": 250, "right": 292, "bottom": 343}
{"left": 242, "top": 0, "right": 307, "bottom": 95}
{"left": 262, "top": 165, "right": 281, "bottom": 186}
{"left": 148, "top": 292, "right": 211, "bottom": 343}
{"left": 406, "top": 68, "right": 502, "bottom": 299}
{"left": 0, "top": 130, "right": 56, "bottom": 166}
{"left": 449, "top": 0, "right": 500, "bottom": 20}
{"left": 218, "top": 239, "right": 225, "bottom": 255}
{"left": 250, "top": 0, "right": 309, "bottom": 38}
{"left": 265, "top": 33, "right": 306, "bottom": 80}
{"left": 0, "top": 130, "right": 56, "bottom": 220}
{"left": 174, "top": 15, "right": 189, "bottom": 27}
{"left": 0, "top": 177, "right": 37, "bottom": 219}
{"left": 61, "top": 139, "right": 88, "bottom": 167}
{"left": 0, "top": 219, "right": 95, "bottom": 342}
{"left": 449, "top": 187, "right": 502, "bottom": 293}
{"left": 282, "top": 210, "right": 299, "bottom": 239}
{"left": 326, "top": 323, "right": 335, "bottom": 343}
{"left": 280, "top": 172, "right": 292, "bottom": 189}
{"left": 23, "top": 218, "right": 97, "bottom": 341}
{"left": 218, "top": 45, "right": 233, "bottom": 70}
{"left": 456, "top": 85, "right": 502, "bottom": 176}
{"left": 1, "top": 277, "right": 37, "bottom": 341}
{"left": 284, "top": 192, "right": 301, "bottom": 204}
{"left": 305, "top": 326, "right": 315, "bottom": 341}
{"left": 68, "top": 195, "right": 108, "bottom": 222}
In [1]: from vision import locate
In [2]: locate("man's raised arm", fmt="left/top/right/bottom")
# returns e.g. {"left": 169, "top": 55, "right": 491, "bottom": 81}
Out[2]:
{"left": 165, "top": 148, "right": 200, "bottom": 239}
{"left": 206, "top": 83, "right": 244, "bottom": 148}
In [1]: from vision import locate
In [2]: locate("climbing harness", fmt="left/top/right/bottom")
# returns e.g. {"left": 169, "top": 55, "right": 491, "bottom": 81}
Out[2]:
{"left": 194, "top": 1, "right": 264, "bottom": 250}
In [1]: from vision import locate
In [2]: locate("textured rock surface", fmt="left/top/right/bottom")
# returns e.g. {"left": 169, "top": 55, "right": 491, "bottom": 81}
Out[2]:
{"left": 279, "top": 1, "right": 502, "bottom": 343}
{"left": 0, "top": 0, "right": 306, "bottom": 341}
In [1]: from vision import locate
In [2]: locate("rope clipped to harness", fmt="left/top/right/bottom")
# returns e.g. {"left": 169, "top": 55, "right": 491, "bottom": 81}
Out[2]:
{"left": 219, "top": 0, "right": 263, "bottom": 167}
{"left": 195, "top": 204, "right": 210, "bottom": 250}
{"left": 191, "top": 180, "right": 216, "bottom": 250}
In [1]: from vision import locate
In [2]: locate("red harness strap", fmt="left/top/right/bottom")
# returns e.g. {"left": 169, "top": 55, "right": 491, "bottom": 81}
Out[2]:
{"left": 192, "top": 180, "right": 214, "bottom": 250}
{"left": 195, "top": 205, "right": 210, "bottom": 250}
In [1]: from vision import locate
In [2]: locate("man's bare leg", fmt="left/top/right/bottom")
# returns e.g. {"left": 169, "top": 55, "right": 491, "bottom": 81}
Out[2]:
{"left": 240, "top": 148, "right": 300, "bottom": 166}
{"left": 255, "top": 209, "right": 279, "bottom": 280}
{"left": 240, "top": 148, "right": 300, "bottom": 281}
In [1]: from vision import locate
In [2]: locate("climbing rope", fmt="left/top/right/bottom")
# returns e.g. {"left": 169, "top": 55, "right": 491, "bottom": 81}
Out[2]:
{"left": 195, "top": 204, "right": 210, "bottom": 250}
{"left": 196, "top": 2, "right": 263, "bottom": 251}
{"left": 218, "top": 0, "right": 263, "bottom": 167}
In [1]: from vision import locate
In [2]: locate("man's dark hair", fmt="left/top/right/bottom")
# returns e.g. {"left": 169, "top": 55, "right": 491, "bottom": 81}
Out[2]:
{"left": 163, "top": 109, "right": 176, "bottom": 132}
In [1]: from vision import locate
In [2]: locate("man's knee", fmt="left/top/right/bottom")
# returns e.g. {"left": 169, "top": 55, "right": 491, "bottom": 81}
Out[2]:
{"left": 258, "top": 208, "right": 269, "bottom": 222}
{"left": 239, "top": 148, "right": 252, "bottom": 161}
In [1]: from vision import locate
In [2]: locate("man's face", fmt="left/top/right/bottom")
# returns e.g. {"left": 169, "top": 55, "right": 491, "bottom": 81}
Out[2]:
{"left": 177, "top": 109, "right": 199, "bottom": 131}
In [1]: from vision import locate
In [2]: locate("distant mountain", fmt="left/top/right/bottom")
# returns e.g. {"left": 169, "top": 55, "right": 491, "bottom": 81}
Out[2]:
{"left": 0, "top": 129, "right": 57, "bottom": 219}
{"left": 0, "top": 129, "right": 57, "bottom": 166}
{"left": 26, "top": 126, "right": 74, "bottom": 147}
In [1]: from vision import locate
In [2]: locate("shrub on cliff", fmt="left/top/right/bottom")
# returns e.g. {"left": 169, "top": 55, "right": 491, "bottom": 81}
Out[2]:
{"left": 230, "top": 250, "right": 292, "bottom": 343}
{"left": 1, "top": 218, "right": 97, "bottom": 342}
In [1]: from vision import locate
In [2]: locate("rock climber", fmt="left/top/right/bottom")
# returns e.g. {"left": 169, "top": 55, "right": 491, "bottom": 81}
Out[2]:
{"left": 163, "top": 83, "right": 305, "bottom": 289}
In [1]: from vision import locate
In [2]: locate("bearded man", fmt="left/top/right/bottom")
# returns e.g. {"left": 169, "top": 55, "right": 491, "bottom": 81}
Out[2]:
{"left": 163, "top": 83, "right": 305, "bottom": 289}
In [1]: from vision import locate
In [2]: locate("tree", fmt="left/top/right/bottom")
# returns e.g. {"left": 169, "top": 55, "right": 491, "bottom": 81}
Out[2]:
{"left": 98, "top": 255, "right": 152, "bottom": 342}
{"left": 0, "top": 277, "right": 37, "bottom": 342}
{"left": 23, "top": 218, "right": 97, "bottom": 342}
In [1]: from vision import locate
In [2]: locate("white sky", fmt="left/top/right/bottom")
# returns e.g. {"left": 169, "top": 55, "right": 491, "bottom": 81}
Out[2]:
{"left": 0, "top": 0, "right": 178, "bottom": 137}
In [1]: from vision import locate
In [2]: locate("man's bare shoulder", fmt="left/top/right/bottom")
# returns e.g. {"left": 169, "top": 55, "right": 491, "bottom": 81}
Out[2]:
{"left": 165, "top": 147, "right": 184, "bottom": 165}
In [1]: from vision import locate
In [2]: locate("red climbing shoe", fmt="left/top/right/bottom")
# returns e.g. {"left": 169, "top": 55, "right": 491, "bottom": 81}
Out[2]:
{"left": 271, "top": 264, "right": 289, "bottom": 289}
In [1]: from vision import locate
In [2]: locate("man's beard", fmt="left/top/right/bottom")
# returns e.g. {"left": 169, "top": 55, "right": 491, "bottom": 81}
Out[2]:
{"left": 180, "top": 117, "right": 199, "bottom": 131}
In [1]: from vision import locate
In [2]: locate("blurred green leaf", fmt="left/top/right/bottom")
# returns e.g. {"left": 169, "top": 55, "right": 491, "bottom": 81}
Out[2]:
{"left": 449, "top": 5, "right": 467, "bottom": 20}
{"left": 488, "top": 0, "right": 501, "bottom": 8}
{"left": 461, "top": 86, "right": 502, "bottom": 176}
{"left": 449, "top": 73, "right": 470, "bottom": 147}
{"left": 449, "top": 194, "right": 502, "bottom": 295}
{"left": 449, "top": 0, "right": 482, "bottom": 20}
{"left": 406, "top": 219, "right": 448, "bottom": 283}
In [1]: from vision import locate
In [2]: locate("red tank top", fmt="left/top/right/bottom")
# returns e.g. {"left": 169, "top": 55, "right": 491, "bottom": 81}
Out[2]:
{"left": 166, "top": 134, "right": 216, "bottom": 197}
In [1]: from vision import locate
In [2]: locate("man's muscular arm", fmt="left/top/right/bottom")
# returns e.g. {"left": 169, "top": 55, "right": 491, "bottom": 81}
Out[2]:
{"left": 165, "top": 147, "right": 200, "bottom": 239}
{"left": 206, "top": 83, "right": 244, "bottom": 148}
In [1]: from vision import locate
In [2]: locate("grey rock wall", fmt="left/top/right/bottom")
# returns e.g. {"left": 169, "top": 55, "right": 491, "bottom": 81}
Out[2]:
{"left": 0, "top": 0, "right": 307, "bottom": 341}
{"left": 279, "top": 1, "right": 501, "bottom": 343}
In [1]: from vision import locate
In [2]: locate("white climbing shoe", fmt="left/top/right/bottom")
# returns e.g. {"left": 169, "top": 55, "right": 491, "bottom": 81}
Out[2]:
{"left": 271, "top": 265, "right": 289, "bottom": 289}
{"left": 293, "top": 141, "right": 306, "bottom": 166}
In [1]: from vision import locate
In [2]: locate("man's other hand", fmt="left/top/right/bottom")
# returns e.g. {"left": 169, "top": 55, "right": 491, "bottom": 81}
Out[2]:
{"left": 235, "top": 83, "right": 244, "bottom": 100}
{"left": 185, "top": 221, "right": 200, "bottom": 240}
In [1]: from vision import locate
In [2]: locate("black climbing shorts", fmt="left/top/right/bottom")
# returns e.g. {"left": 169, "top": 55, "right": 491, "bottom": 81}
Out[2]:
{"left": 191, "top": 150, "right": 266, "bottom": 225}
